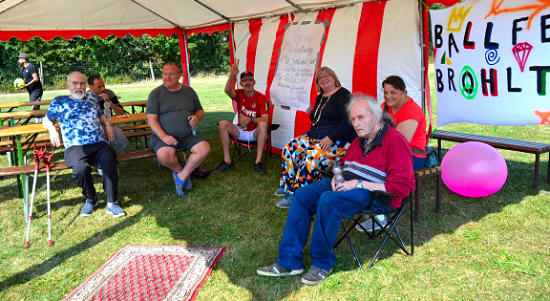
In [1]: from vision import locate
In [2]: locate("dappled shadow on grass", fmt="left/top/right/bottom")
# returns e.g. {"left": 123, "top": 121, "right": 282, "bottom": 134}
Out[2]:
{"left": 148, "top": 137, "right": 549, "bottom": 299}
{"left": 0, "top": 192, "right": 12, "bottom": 204}
{"left": 0, "top": 209, "right": 143, "bottom": 292}
{"left": 1, "top": 109, "right": 547, "bottom": 299}
{"left": 0, "top": 160, "right": 148, "bottom": 293}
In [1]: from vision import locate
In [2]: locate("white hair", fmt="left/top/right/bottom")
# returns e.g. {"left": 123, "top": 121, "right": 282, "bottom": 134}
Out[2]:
{"left": 346, "top": 95, "right": 394, "bottom": 125}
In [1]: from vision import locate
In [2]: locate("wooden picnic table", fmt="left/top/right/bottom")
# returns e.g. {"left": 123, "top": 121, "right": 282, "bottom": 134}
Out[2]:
{"left": 0, "top": 110, "right": 48, "bottom": 120}
{"left": 0, "top": 100, "right": 51, "bottom": 112}
{"left": 0, "top": 100, "right": 146, "bottom": 114}
{"left": 120, "top": 100, "right": 147, "bottom": 114}
{"left": 0, "top": 113, "right": 147, "bottom": 138}
{"left": 0, "top": 113, "right": 148, "bottom": 196}
{"left": 120, "top": 100, "right": 147, "bottom": 107}
{"left": 0, "top": 99, "right": 145, "bottom": 110}
{"left": 0, "top": 110, "right": 48, "bottom": 127}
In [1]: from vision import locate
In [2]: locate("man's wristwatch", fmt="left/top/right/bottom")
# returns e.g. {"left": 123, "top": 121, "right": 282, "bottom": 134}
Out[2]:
{"left": 356, "top": 179, "right": 363, "bottom": 189}
{"left": 251, "top": 117, "right": 255, "bottom": 123}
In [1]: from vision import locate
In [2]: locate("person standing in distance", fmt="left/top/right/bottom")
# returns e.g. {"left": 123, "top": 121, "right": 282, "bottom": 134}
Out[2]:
{"left": 16, "top": 52, "right": 44, "bottom": 110}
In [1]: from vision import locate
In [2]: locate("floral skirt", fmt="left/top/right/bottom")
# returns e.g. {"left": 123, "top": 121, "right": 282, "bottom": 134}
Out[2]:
{"left": 278, "top": 134, "right": 350, "bottom": 195}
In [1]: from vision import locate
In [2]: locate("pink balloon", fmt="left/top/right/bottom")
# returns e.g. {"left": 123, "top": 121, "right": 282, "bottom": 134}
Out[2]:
{"left": 441, "top": 141, "right": 508, "bottom": 198}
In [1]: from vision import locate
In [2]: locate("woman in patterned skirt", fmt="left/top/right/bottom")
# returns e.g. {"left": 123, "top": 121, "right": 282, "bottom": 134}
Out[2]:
{"left": 274, "top": 66, "right": 356, "bottom": 208}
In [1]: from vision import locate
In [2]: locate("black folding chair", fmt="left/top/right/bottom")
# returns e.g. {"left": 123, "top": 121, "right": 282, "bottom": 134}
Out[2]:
{"left": 334, "top": 191, "right": 414, "bottom": 269}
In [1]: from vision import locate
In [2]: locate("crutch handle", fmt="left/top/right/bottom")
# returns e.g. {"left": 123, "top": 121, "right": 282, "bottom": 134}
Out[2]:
{"left": 32, "top": 144, "right": 43, "bottom": 169}
{"left": 41, "top": 144, "right": 55, "bottom": 172}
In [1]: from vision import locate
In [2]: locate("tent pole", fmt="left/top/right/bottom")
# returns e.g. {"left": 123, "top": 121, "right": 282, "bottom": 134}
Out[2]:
{"left": 420, "top": 0, "right": 434, "bottom": 137}
{"left": 184, "top": 0, "right": 365, "bottom": 31}
{"left": 193, "top": 0, "right": 231, "bottom": 22}
{"left": 177, "top": 28, "right": 190, "bottom": 86}
{"left": 283, "top": 0, "right": 304, "bottom": 12}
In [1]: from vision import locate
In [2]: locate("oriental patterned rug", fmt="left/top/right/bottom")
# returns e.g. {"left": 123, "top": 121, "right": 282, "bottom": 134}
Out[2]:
{"left": 62, "top": 245, "right": 225, "bottom": 301}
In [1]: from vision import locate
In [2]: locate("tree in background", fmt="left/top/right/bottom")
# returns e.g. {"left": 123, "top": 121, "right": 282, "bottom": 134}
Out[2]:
{"left": 187, "top": 32, "right": 230, "bottom": 76}
{"left": 0, "top": 31, "right": 229, "bottom": 92}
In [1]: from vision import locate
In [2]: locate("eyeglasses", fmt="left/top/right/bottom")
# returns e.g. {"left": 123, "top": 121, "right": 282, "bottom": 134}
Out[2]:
{"left": 69, "top": 81, "right": 86, "bottom": 86}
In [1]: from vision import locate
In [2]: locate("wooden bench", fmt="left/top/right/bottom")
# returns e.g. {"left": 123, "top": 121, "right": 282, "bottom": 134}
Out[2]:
{"left": 433, "top": 130, "right": 550, "bottom": 188}
{"left": 0, "top": 123, "right": 152, "bottom": 151}
{"left": 0, "top": 135, "right": 52, "bottom": 153}
{"left": 118, "top": 124, "right": 150, "bottom": 131}
{"left": 414, "top": 166, "right": 442, "bottom": 221}
{"left": 0, "top": 149, "right": 155, "bottom": 177}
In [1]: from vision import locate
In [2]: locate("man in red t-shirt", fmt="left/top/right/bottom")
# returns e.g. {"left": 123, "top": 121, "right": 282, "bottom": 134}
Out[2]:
{"left": 212, "top": 59, "right": 269, "bottom": 175}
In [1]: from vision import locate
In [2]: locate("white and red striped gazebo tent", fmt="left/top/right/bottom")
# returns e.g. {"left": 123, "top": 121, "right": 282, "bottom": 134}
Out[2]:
{"left": 0, "top": 0, "right": 462, "bottom": 151}
{"left": 233, "top": 0, "right": 424, "bottom": 147}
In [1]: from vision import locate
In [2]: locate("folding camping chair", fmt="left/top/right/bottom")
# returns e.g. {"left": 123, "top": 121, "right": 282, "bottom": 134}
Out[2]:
{"left": 230, "top": 99, "right": 280, "bottom": 164}
{"left": 333, "top": 191, "right": 414, "bottom": 269}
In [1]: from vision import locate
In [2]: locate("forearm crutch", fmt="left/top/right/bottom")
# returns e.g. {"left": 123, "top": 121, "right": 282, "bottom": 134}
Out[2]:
{"left": 41, "top": 145, "right": 55, "bottom": 246}
{"left": 24, "top": 145, "right": 43, "bottom": 248}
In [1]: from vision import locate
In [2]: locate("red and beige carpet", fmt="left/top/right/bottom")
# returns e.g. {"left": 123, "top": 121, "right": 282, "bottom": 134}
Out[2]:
{"left": 62, "top": 245, "right": 225, "bottom": 301}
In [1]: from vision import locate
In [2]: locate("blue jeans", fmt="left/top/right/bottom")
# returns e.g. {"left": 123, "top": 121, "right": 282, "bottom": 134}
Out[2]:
{"left": 276, "top": 179, "right": 395, "bottom": 271}
{"left": 413, "top": 156, "right": 427, "bottom": 171}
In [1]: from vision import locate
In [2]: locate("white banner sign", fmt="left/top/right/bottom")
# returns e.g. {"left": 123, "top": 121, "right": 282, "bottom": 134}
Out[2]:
{"left": 431, "top": 0, "right": 550, "bottom": 126}
{"left": 270, "top": 21, "right": 325, "bottom": 112}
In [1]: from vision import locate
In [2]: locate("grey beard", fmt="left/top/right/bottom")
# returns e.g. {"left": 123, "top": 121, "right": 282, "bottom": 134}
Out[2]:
{"left": 72, "top": 92, "right": 84, "bottom": 100}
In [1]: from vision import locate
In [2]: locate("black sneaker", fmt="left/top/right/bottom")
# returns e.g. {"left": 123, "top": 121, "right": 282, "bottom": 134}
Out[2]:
{"left": 254, "top": 162, "right": 266, "bottom": 175}
{"left": 212, "top": 161, "right": 234, "bottom": 173}
{"left": 191, "top": 167, "right": 210, "bottom": 179}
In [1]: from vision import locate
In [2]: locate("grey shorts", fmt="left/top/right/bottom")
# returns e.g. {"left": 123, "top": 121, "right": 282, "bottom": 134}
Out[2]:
{"left": 150, "top": 133, "right": 205, "bottom": 153}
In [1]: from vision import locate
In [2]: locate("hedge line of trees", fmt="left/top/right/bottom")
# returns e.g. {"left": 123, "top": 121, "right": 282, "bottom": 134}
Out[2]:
{"left": 0, "top": 31, "right": 230, "bottom": 92}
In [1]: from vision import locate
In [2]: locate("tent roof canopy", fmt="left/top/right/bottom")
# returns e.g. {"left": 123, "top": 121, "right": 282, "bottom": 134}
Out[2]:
{"left": 0, "top": 0, "right": 460, "bottom": 41}
{"left": 1, "top": 0, "right": 368, "bottom": 32}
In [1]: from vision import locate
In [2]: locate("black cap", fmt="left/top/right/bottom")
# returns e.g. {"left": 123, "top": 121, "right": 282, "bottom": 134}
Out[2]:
{"left": 18, "top": 52, "right": 30, "bottom": 60}
{"left": 240, "top": 71, "right": 254, "bottom": 80}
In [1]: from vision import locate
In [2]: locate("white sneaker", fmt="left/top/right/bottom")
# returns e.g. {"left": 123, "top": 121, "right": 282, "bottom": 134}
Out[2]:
{"left": 355, "top": 214, "right": 388, "bottom": 232}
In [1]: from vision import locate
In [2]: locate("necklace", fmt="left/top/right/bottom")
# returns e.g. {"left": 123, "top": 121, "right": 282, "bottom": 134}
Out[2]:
{"left": 311, "top": 95, "right": 331, "bottom": 126}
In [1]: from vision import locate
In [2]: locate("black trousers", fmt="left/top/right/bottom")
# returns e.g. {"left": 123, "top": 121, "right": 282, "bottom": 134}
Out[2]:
{"left": 29, "top": 89, "right": 43, "bottom": 110}
{"left": 64, "top": 142, "right": 118, "bottom": 203}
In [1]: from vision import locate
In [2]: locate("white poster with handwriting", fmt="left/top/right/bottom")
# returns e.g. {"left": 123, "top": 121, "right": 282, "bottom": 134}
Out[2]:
{"left": 270, "top": 22, "right": 325, "bottom": 112}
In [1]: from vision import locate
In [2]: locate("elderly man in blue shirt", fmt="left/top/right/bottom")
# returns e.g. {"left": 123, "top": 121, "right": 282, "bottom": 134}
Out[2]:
{"left": 42, "top": 71, "right": 126, "bottom": 218}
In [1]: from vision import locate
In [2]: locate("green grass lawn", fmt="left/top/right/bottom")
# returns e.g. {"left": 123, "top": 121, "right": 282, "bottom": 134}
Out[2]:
{"left": 0, "top": 75, "right": 549, "bottom": 300}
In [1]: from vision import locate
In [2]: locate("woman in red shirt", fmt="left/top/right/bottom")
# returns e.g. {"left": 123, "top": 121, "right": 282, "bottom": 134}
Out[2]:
{"left": 381, "top": 75, "right": 427, "bottom": 170}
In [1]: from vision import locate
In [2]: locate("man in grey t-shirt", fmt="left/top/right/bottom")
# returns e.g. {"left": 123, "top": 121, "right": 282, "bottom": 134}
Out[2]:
{"left": 146, "top": 62, "right": 210, "bottom": 196}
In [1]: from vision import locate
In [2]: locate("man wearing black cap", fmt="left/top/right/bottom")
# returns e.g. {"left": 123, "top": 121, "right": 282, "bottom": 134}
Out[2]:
{"left": 17, "top": 52, "right": 44, "bottom": 109}
{"left": 212, "top": 59, "right": 269, "bottom": 175}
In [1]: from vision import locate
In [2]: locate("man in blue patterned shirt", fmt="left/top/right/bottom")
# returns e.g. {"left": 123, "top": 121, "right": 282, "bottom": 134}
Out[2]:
{"left": 42, "top": 71, "right": 126, "bottom": 218}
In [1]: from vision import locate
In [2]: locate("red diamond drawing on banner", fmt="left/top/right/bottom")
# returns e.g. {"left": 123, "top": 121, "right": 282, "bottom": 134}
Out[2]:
{"left": 512, "top": 42, "right": 532, "bottom": 72}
